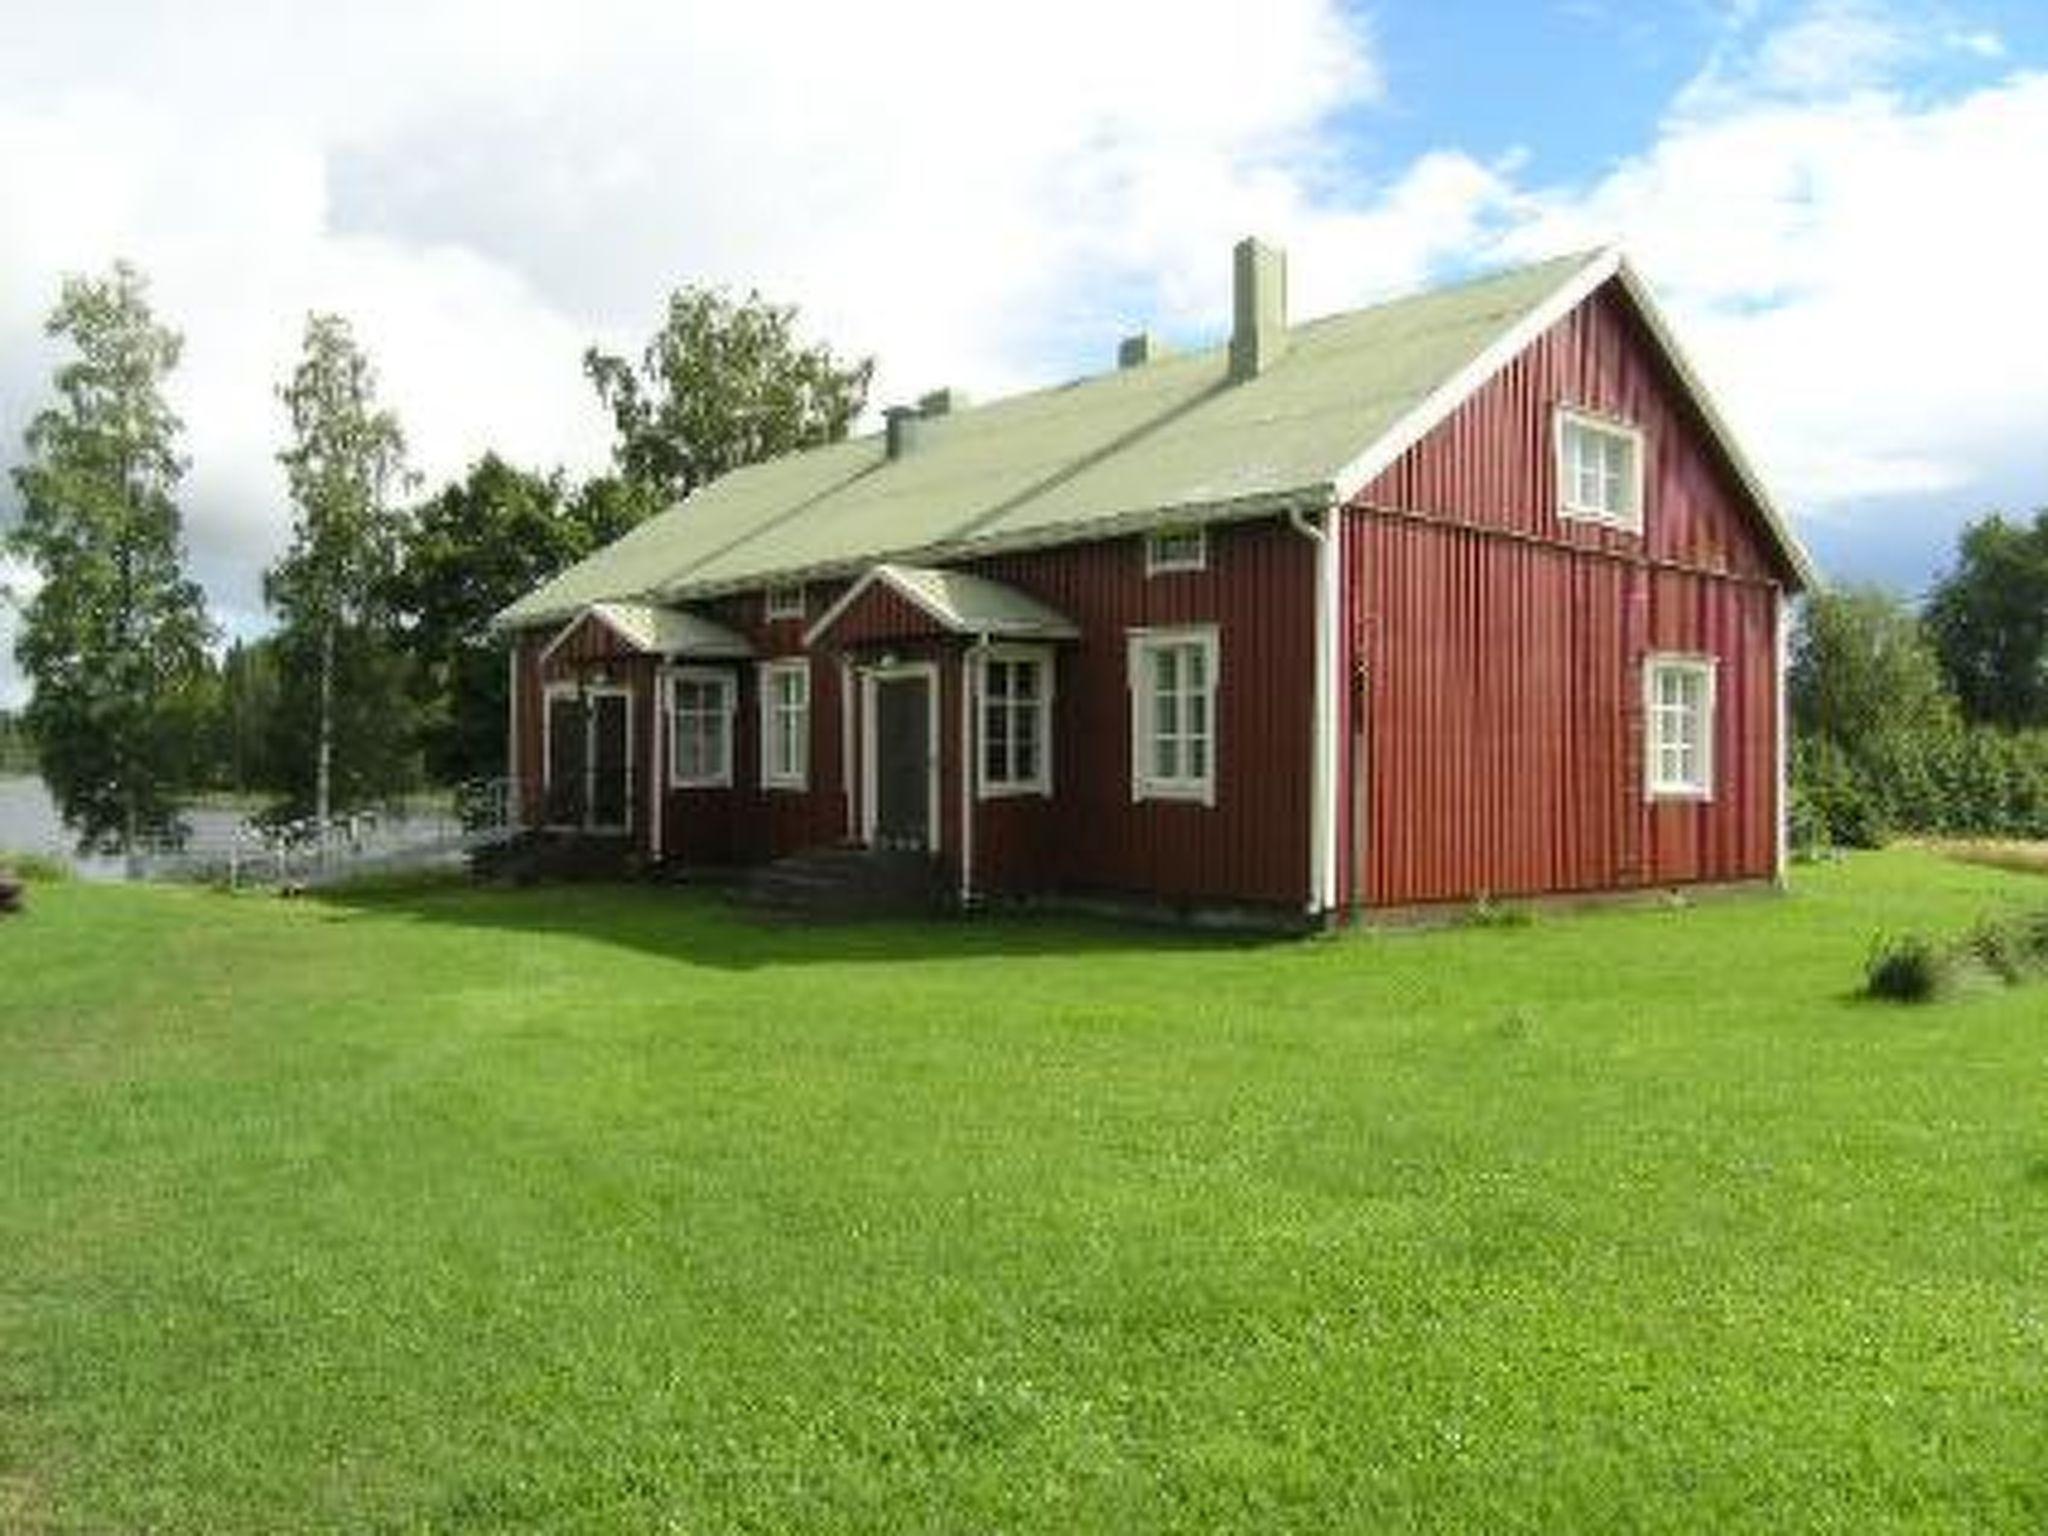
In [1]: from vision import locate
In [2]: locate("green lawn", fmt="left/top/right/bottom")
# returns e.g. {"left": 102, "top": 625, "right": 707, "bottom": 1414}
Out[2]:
{"left": 2, "top": 852, "right": 2045, "bottom": 1533}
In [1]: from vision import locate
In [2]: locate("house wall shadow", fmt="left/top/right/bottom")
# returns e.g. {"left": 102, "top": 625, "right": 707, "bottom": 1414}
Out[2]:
{"left": 308, "top": 877, "right": 1287, "bottom": 973}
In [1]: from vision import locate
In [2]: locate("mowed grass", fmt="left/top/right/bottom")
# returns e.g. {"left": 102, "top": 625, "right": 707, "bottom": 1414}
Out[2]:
{"left": 2, "top": 852, "right": 2046, "bottom": 1533}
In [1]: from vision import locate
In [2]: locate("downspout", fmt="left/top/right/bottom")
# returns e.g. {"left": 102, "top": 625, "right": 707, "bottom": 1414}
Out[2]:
{"left": 506, "top": 642, "right": 521, "bottom": 831}
{"left": 651, "top": 664, "right": 666, "bottom": 863}
{"left": 960, "top": 639, "right": 984, "bottom": 907}
{"left": 840, "top": 657, "right": 856, "bottom": 841}
{"left": 1288, "top": 499, "right": 1341, "bottom": 920}
{"left": 1774, "top": 587, "right": 1790, "bottom": 886}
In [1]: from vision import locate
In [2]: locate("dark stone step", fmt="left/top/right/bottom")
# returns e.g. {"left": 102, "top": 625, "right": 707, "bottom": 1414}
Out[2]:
{"left": 735, "top": 845, "right": 946, "bottom": 918}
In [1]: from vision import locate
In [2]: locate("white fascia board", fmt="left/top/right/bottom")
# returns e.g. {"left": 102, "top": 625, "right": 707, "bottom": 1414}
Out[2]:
{"left": 1611, "top": 260, "right": 1819, "bottom": 591}
{"left": 1330, "top": 248, "right": 1623, "bottom": 506}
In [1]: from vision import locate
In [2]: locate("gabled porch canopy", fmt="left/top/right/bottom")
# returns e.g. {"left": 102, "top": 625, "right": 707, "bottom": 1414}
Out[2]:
{"left": 539, "top": 600, "right": 755, "bottom": 664}
{"left": 805, "top": 563, "right": 1081, "bottom": 650}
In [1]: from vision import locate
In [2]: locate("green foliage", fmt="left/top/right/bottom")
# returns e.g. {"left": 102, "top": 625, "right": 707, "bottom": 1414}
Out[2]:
{"left": 266, "top": 624, "right": 420, "bottom": 813}
{"left": 0, "top": 849, "right": 70, "bottom": 882}
{"left": 1926, "top": 510, "right": 2048, "bottom": 729}
{"left": 1790, "top": 586, "right": 1956, "bottom": 745}
{"left": 1863, "top": 932, "right": 1965, "bottom": 1001}
{"left": 0, "top": 708, "right": 35, "bottom": 773}
{"left": 5, "top": 851, "right": 2048, "bottom": 1531}
{"left": 1864, "top": 904, "right": 2048, "bottom": 1002}
{"left": 213, "top": 638, "right": 285, "bottom": 794}
{"left": 5, "top": 262, "right": 213, "bottom": 852}
{"left": 389, "top": 458, "right": 659, "bottom": 785}
{"left": 266, "top": 314, "right": 417, "bottom": 822}
{"left": 586, "top": 286, "right": 873, "bottom": 501}
{"left": 1789, "top": 582, "right": 2048, "bottom": 848}
{"left": 1462, "top": 893, "right": 1535, "bottom": 928}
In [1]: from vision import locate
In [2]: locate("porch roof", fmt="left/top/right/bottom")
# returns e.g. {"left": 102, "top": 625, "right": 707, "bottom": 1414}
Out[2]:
{"left": 806, "top": 563, "right": 1081, "bottom": 649}
{"left": 541, "top": 600, "right": 755, "bottom": 662}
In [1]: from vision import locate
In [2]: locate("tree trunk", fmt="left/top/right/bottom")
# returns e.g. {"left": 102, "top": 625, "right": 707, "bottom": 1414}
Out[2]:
{"left": 316, "top": 621, "right": 334, "bottom": 834}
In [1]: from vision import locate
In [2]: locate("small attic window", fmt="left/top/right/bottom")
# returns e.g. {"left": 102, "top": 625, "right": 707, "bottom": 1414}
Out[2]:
{"left": 1556, "top": 407, "right": 1645, "bottom": 532}
{"left": 764, "top": 584, "right": 805, "bottom": 622}
{"left": 1145, "top": 526, "right": 1207, "bottom": 576}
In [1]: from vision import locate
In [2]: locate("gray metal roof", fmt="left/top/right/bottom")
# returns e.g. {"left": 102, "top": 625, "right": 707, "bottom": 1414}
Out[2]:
{"left": 806, "top": 563, "right": 1083, "bottom": 647}
{"left": 541, "top": 600, "right": 755, "bottom": 659}
{"left": 499, "top": 247, "right": 1812, "bottom": 631}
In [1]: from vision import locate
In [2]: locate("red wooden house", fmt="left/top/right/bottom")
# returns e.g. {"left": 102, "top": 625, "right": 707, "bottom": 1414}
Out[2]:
{"left": 496, "top": 241, "right": 1814, "bottom": 920}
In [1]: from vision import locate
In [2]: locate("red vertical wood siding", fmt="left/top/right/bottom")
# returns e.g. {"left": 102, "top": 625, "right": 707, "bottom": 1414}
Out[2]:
{"left": 1364, "top": 284, "right": 1789, "bottom": 584}
{"left": 660, "top": 579, "right": 853, "bottom": 867}
{"left": 1345, "top": 279, "right": 1786, "bottom": 909}
{"left": 969, "top": 519, "right": 1314, "bottom": 908}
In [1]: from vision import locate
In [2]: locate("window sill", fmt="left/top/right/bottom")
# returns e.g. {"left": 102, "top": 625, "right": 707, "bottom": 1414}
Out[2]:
{"left": 1647, "top": 786, "right": 1713, "bottom": 803}
{"left": 978, "top": 781, "right": 1051, "bottom": 801}
{"left": 1132, "top": 782, "right": 1215, "bottom": 807}
{"left": 1559, "top": 503, "right": 1643, "bottom": 534}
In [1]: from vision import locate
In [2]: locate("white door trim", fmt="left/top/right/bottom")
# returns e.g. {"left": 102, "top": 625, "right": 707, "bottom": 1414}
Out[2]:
{"left": 542, "top": 680, "right": 634, "bottom": 833}
{"left": 859, "top": 661, "right": 942, "bottom": 854}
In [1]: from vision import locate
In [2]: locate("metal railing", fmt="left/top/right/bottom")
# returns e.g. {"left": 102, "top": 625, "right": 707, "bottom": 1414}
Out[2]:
{"left": 126, "top": 778, "right": 528, "bottom": 890}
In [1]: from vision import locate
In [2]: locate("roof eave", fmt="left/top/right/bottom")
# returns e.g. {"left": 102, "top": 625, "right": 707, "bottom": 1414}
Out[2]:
{"left": 680, "top": 483, "right": 1336, "bottom": 606}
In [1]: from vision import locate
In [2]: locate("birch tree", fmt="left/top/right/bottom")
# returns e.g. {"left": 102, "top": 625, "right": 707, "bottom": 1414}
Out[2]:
{"left": 6, "top": 263, "right": 211, "bottom": 852}
{"left": 266, "top": 314, "right": 413, "bottom": 829}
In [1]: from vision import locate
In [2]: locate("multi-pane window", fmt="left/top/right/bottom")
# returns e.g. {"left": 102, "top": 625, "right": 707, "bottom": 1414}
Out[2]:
{"left": 765, "top": 584, "right": 805, "bottom": 621}
{"left": 1145, "top": 526, "right": 1207, "bottom": 574}
{"left": 1557, "top": 408, "right": 1644, "bottom": 531}
{"left": 670, "top": 671, "right": 733, "bottom": 788}
{"left": 761, "top": 660, "right": 810, "bottom": 789}
{"left": 1129, "top": 627, "right": 1218, "bottom": 803}
{"left": 1646, "top": 656, "right": 1715, "bottom": 798}
{"left": 980, "top": 650, "right": 1050, "bottom": 796}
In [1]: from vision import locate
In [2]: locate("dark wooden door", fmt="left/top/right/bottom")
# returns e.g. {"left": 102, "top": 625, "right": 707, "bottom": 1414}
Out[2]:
{"left": 873, "top": 676, "right": 931, "bottom": 849}
{"left": 546, "top": 693, "right": 587, "bottom": 827}
{"left": 589, "top": 692, "right": 630, "bottom": 830}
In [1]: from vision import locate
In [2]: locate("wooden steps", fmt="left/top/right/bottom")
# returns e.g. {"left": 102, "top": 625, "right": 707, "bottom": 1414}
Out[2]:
{"left": 737, "top": 846, "right": 946, "bottom": 919}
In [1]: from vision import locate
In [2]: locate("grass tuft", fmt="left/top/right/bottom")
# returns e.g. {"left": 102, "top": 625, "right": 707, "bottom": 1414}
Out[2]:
{"left": 1462, "top": 893, "right": 1535, "bottom": 929}
{"left": 1863, "top": 932, "right": 1965, "bottom": 1002}
{"left": 0, "top": 849, "right": 70, "bottom": 882}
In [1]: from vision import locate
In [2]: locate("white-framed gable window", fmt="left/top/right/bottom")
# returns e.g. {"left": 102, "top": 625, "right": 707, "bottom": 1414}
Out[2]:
{"left": 1145, "top": 526, "right": 1207, "bottom": 575}
{"left": 765, "top": 584, "right": 806, "bottom": 622}
{"left": 670, "top": 669, "right": 735, "bottom": 788}
{"left": 979, "top": 646, "right": 1052, "bottom": 797}
{"left": 1555, "top": 407, "right": 1645, "bottom": 532}
{"left": 1128, "top": 626, "right": 1218, "bottom": 805}
{"left": 760, "top": 659, "right": 810, "bottom": 790}
{"left": 1645, "top": 655, "right": 1716, "bottom": 800}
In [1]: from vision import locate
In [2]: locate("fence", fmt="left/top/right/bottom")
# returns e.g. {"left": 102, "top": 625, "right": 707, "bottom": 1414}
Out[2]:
{"left": 127, "top": 779, "right": 526, "bottom": 890}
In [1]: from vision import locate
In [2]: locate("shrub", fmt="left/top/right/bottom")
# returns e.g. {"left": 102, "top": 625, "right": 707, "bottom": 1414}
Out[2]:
{"left": 1865, "top": 933, "right": 1966, "bottom": 1002}
{"left": 1962, "top": 917, "right": 2039, "bottom": 985}
{"left": 1464, "top": 894, "right": 1534, "bottom": 929}
{"left": 0, "top": 851, "right": 70, "bottom": 883}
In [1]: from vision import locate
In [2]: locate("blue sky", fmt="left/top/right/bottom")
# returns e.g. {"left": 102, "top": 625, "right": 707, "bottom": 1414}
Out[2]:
{"left": 3, "top": 0, "right": 2048, "bottom": 704}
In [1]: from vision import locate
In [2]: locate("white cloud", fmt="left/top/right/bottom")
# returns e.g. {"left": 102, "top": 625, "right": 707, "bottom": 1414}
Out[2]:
{"left": 3, "top": 0, "right": 2046, "bottom": 712}
{"left": 1494, "top": 30, "right": 2048, "bottom": 538}
{"left": 2, "top": 0, "right": 1404, "bottom": 709}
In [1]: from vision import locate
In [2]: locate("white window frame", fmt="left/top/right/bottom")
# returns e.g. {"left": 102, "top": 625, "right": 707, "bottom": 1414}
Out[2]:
{"left": 764, "top": 583, "right": 806, "bottom": 622}
{"left": 759, "top": 658, "right": 811, "bottom": 791}
{"left": 668, "top": 668, "right": 735, "bottom": 789}
{"left": 543, "top": 681, "right": 636, "bottom": 832}
{"left": 977, "top": 644, "right": 1054, "bottom": 799}
{"left": 1144, "top": 525, "right": 1208, "bottom": 575}
{"left": 1555, "top": 405, "right": 1645, "bottom": 533}
{"left": 1127, "top": 625, "right": 1219, "bottom": 806}
{"left": 1644, "top": 654, "right": 1717, "bottom": 801}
